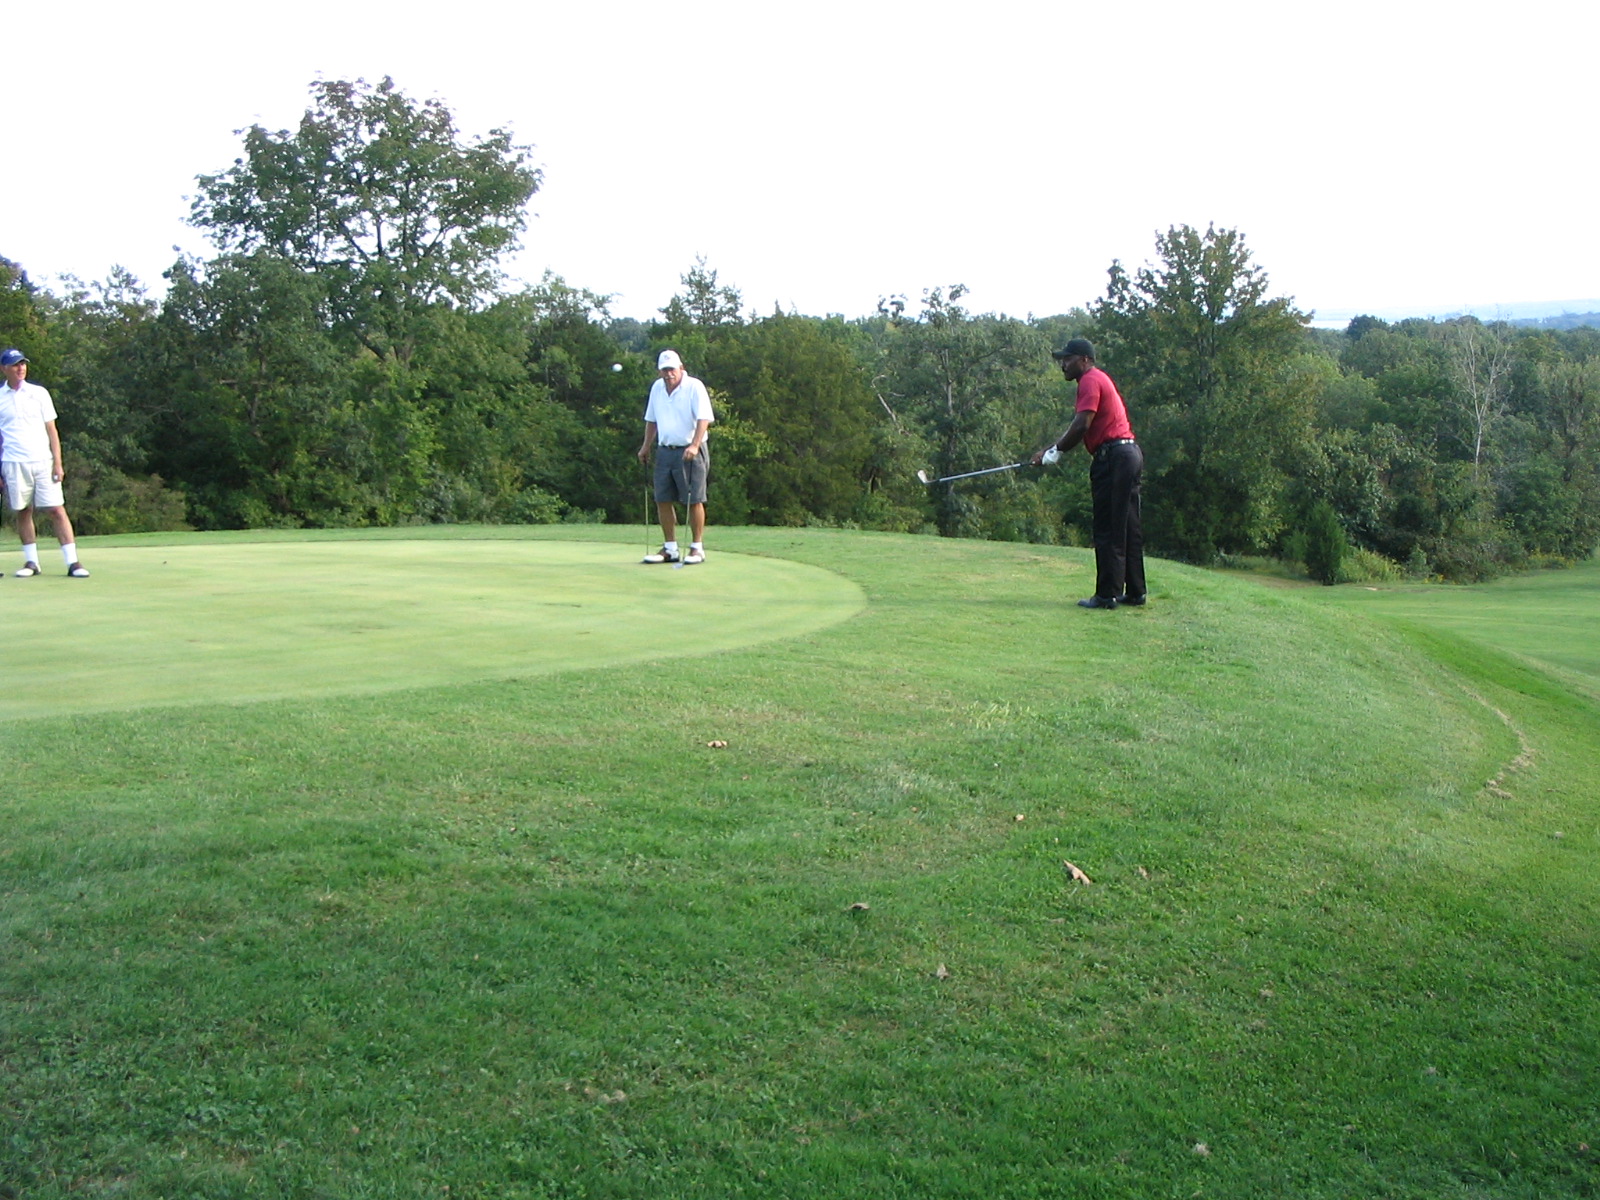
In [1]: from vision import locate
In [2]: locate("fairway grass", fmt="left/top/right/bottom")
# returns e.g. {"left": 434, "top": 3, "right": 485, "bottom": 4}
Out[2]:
{"left": 1319, "top": 556, "right": 1600, "bottom": 698}
{"left": 3, "top": 526, "right": 1597, "bottom": 1199}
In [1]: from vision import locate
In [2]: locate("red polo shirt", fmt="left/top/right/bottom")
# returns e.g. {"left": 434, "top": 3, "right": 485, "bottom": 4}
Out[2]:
{"left": 1075, "top": 367, "right": 1134, "bottom": 453}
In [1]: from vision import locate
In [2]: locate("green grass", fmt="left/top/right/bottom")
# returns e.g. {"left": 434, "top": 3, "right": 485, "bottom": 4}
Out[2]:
{"left": 3, "top": 527, "right": 1597, "bottom": 1198}
{"left": 0, "top": 531, "right": 863, "bottom": 718}
{"left": 1319, "top": 556, "right": 1600, "bottom": 698}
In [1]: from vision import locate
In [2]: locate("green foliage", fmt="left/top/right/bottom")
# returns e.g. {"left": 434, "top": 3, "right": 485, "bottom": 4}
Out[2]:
{"left": 146, "top": 253, "right": 372, "bottom": 528}
{"left": 873, "top": 286, "right": 1054, "bottom": 536}
{"left": 657, "top": 255, "right": 745, "bottom": 332}
{"left": 1438, "top": 318, "right": 1514, "bottom": 470}
{"left": 1093, "top": 224, "right": 1315, "bottom": 560}
{"left": 37, "top": 268, "right": 159, "bottom": 474}
{"left": 0, "top": 255, "right": 56, "bottom": 374}
{"left": 190, "top": 76, "right": 541, "bottom": 362}
{"left": 62, "top": 453, "right": 191, "bottom": 534}
{"left": 714, "top": 315, "right": 875, "bottom": 525}
{"left": 502, "top": 485, "right": 564, "bottom": 524}
{"left": 1511, "top": 357, "right": 1600, "bottom": 556}
{"left": 1302, "top": 499, "right": 1348, "bottom": 584}
{"left": 1315, "top": 366, "right": 1379, "bottom": 430}
{"left": 1342, "top": 545, "right": 1402, "bottom": 583}
{"left": 11, "top": 80, "right": 1599, "bottom": 575}
{"left": 506, "top": 276, "right": 647, "bottom": 521}
{"left": 407, "top": 301, "right": 575, "bottom": 524}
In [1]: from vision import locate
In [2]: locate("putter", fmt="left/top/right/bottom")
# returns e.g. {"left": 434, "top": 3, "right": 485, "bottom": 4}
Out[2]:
{"left": 672, "top": 460, "right": 690, "bottom": 569}
{"left": 644, "top": 480, "right": 654, "bottom": 559}
{"left": 916, "top": 461, "right": 1031, "bottom": 485}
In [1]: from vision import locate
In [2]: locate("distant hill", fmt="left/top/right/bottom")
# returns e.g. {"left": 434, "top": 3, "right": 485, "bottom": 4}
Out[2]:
{"left": 1506, "top": 311, "right": 1600, "bottom": 331}
{"left": 1312, "top": 298, "right": 1600, "bottom": 331}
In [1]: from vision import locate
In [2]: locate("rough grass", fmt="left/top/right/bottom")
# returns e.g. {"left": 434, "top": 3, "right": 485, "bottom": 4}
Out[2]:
{"left": 3, "top": 527, "right": 1597, "bottom": 1199}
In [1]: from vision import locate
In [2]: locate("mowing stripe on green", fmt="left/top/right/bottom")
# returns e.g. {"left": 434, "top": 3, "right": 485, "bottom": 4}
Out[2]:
{"left": 1, "top": 540, "right": 865, "bottom": 719}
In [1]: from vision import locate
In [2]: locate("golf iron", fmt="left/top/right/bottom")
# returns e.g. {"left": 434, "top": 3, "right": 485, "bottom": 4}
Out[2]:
{"left": 916, "top": 461, "right": 1031, "bottom": 485}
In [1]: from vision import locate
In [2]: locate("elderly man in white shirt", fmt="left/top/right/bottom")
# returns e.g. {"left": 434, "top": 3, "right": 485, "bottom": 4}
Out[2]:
{"left": 636, "top": 349, "right": 715, "bottom": 565}
{"left": 0, "top": 348, "right": 89, "bottom": 578}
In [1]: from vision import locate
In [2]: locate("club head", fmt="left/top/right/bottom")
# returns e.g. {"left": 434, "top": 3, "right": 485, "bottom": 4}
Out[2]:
{"left": 916, "top": 469, "right": 931, "bottom": 484}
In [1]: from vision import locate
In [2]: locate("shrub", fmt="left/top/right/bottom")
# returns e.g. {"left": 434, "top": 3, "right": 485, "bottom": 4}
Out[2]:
{"left": 67, "top": 464, "right": 192, "bottom": 535}
{"left": 1303, "top": 501, "right": 1348, "bottom": 586}
{"left": 1340, "top": 547, "right": 1401, "bottom": 584}
{"left": 504, "top": 487, "right": 563, "bottom": 525}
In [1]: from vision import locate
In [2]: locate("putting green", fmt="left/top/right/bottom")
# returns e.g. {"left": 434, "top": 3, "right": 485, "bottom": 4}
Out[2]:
{"left": 1, "top": 540, "right": 866, "bottom": 720}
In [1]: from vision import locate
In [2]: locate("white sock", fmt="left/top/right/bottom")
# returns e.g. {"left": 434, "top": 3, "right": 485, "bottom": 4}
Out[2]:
{"left": 22, "top": 543, "right": 37, "bottom": 564}
{"left": 664, "top": 541, "right": 679, "bottom": 553}
{"left": 61, "top": 543, "right": 77, "bottom": 566}
{"left": 691, "top": 542, "right": 703, "bottom": 552}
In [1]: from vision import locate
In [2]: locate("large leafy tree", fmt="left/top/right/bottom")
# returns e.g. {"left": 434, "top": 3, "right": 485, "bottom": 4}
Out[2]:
{"left": 190, "top": 77, "right": 541, "bottom": 363}
{"left": 0, "top": 256, "right": 55, "bottom": 373}
{"left": 2, "top": 259, "right": 190, "bottom": 534}
{"left": 1502, "top": 355, "right": 1600, "bottom": 557}
{"left": 1093, "top": 224, "right": 1314, "bottom": 560}
{"left": 41, "top": 267, "right": 158, "bottom": 472}
{"left": 875, "top": 286, "right": 1051, "bottom": 537}
{"left": 715, "top": 314, "right": 876, "bottom": 525}
{"left": 659, "top": 256, "right": 745, "bottom": 333}
{"left": 34, "top": 269, "right": 192, "bottom": 534}
{"left": 146, "top": 252, "right": 369, "bottom": 528}
{"left": 502, "top": 275, "right": 640, "bottom": 521}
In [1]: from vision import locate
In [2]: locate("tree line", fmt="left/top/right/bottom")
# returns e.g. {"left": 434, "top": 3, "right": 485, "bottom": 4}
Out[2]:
{"left": 3, "top": 78, "right": 1596, "bottom": 581}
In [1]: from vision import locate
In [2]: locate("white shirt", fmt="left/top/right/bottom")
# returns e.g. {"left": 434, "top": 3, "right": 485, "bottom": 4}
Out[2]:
{"left": 0, "top": 379, "right": 58, "bottom": 463}
{"left": 645, "top": 374, "right": 714, "bottom": 446}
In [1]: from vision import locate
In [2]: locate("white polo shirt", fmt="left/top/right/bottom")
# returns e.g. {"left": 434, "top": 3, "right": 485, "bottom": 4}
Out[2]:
{"left": 0, "top": 380, "right": 57, "bottom": 463}
{"left": 645, "top": 374, "right": 715, "bottom": 446}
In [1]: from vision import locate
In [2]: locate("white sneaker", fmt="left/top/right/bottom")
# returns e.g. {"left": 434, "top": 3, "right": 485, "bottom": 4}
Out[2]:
{"left": 683, "top": 548, "right": 705, "bottom": 565}
{"left": 15, "top": 562, "right": 41, "bottom": 577}
{"left": 641, "top": 545, "right": 680, "bottom": 564}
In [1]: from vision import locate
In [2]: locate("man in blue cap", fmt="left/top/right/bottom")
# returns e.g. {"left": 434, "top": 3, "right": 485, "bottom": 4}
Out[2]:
{"left": 0, "top": 348, "right": 89, "bottom": 578}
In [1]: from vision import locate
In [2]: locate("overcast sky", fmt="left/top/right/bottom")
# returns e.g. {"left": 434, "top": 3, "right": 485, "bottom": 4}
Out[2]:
{"left": 7, "top": 0, "right": 1596, "bottom": 327}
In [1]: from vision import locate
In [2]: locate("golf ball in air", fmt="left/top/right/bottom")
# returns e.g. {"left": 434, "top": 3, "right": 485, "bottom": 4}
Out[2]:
{"left": 611, "top": 363, "right": 623, "bottom": 372}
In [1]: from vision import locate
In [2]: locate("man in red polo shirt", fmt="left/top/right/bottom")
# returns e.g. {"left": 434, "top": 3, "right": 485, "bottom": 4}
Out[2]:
{"left": 1032, "top": 338, "right": 1145, "bottom": 609}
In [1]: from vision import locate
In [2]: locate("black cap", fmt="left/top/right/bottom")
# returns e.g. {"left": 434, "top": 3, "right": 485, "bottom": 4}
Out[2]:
{"left": 1052, "top": 338, "right": 1095, "bottom": 361}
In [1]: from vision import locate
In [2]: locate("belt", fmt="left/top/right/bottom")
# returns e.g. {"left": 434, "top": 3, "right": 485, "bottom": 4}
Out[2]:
{"left": 659, "top": 443, "right": 688, "bottom": 449}
{"left": 1093, "top": 438, "right": 1136, "bottom": 456}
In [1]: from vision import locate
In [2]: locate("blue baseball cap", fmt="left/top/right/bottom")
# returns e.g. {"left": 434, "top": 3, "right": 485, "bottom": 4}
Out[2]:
{"left": 0, "top": 349, "right": 27, "bottom": 367}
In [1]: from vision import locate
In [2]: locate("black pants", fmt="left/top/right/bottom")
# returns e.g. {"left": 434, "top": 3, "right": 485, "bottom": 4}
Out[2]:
{"left": 1089, "top": 441, "right": 1145, "bottom": 600}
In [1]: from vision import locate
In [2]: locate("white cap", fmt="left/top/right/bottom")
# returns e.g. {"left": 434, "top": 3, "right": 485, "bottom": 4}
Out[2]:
{"left": 657, "top": 350, "right": 683, "bottom": 370}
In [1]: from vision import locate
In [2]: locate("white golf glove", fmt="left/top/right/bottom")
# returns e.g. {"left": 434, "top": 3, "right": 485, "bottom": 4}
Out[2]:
{"left": 1041, "top": 446, "right": 1062, "bottom": 466}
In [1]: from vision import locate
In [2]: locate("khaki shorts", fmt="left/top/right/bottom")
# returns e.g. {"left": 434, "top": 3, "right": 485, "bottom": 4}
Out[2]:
{"left": 3, "top": 460, "right": 64, "bottom": 511}
{"left": 653, "top": 445, "right": 710, "bottom": 505}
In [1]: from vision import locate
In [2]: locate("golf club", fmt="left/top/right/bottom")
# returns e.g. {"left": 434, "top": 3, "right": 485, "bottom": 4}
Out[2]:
{"left": 916, "top": 461, "right": 1030, "bottom": 485}
{"left": 644, "top": 477, "right": 654, "bottom": 560}
{"left": 672, "top": 498, "right": 688, "bottom": 568}
{"left": 671, "top": 459, "right": 691, "bottom": 568}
